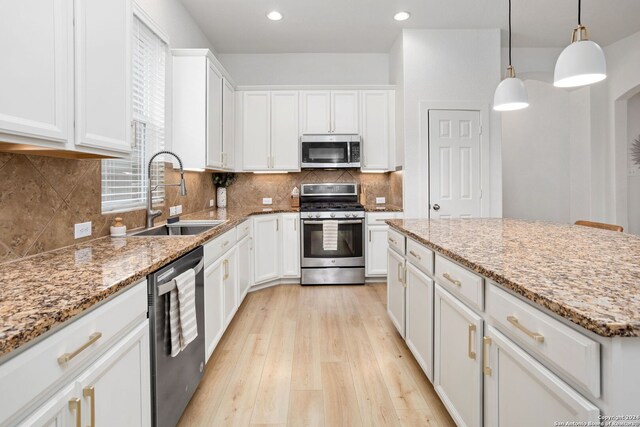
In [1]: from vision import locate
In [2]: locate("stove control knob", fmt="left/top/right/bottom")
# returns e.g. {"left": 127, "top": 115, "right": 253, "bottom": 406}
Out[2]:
{"left": 315, "top": 213, "right": 321, "bottom": 218}
{"left": 330, "top": 213, "right": 336, "bottom": 218}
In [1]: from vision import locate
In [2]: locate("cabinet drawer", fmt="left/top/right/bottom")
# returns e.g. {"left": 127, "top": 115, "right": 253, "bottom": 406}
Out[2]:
{"left": 387, "top": 228, "right": 405, "bottom": 255}
{"left": 236, "top": 220, "right": 251, "bottom": 240}
{"left": 434, "top": 254, "right": 484, "bottom": 311}
{"left": 0, "top": 281, "right": 147, "bottom": 424}
{"left": 366, "top": 212, "right": 400, "bottom": 225}
{"left": 204, "top": 228, "right": 237, "bottom": 265}
{"left": 406, "top": 239, "right": 434, "bottom": 275}
{"left": 486, "top": 283, "right": 600, "bottom": 397}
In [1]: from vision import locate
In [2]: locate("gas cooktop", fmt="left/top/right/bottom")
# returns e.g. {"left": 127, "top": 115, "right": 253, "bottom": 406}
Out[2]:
{"left": 299, "top": 202, "right": 365, "bottom": 212}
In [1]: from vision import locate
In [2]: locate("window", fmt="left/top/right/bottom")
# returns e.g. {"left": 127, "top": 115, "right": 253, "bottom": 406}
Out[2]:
{"left": 101, "top": 14, "right": 167, "bottom": 213}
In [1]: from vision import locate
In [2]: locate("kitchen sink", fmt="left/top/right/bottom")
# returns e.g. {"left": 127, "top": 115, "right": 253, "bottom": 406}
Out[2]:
{"left": 129, "top": 220, "right": 227, "bottom": 237}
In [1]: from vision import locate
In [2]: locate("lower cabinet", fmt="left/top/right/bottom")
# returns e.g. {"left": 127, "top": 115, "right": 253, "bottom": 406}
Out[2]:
{"left": 366, "top": 226, "right": 389, "bottom": 276}
{"left": 405, "top": 263, "right": 434, "bottom": 382}
{"left": 253, "top": 215, "right": 280, "bottom": 283}
{"left": 204, "top": 258, "right": 225, "bottom": 362}
{"left": 222, "top": 246, "right": 239, "bottom": 328}
{"left": 434, "top": 284, "right": 483, "bottom": 427}
{"left": 483, "top": 326, "right": 599, "bottom": 427}
{"left": 237, "top": 235, "right": 252, "bottom": 301}
{"left": 281, "top": 213, "right": 300, "bottom": 278}
{"left": 18, "top": 382, "right": 79, "bottom": 427}
{"left": 387, "top": 248, "right": 406, "bottom": 337}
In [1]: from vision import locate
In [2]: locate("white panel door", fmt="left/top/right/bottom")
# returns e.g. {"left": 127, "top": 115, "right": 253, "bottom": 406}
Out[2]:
{"left": 484, "top": 326, "right": 600, "bottom": 427}
{"left": 360, "top": 90, "right": 390, "bottom": 170}
{"left": 222, "top": 246, "right": 239, "bottom": 327}
{"left": 366, "top": 226, "right": 389, "bottom": 276}
{"left": 242, "top": 92, "right": 271, "bottom": 170}
{"left": 331, "top": 90, "right": 359, "bottom": 134}
{"left": 237, "top": 235, "right": 252, "bottom": 302}
{"left": 17, "top": 382, "right": 79, "bottom": 427}
{"left": 429, "top": 110, "right": 481, "bottom": 218}
{"left": 206, "top": 61, "right": 223, "bottom": 169}
{"left": 222, "top": 77, "right": 235, "bottom": 170}
{"left": 0, "top": 0, "right": 72, "bottom": 144}
{"left": 387, "top": 248, "right": 406, "bottom": 337}
{"left": 271, "top": 91, "right": 300, "bottom": 171}
{"left": 406, "top": 263, "right": 435, "bottom": 382}
{"left": 281, "top": 214, "right": 301, "bottom": 277}
{"left": 204, "top": 258, "right": 224, "bottom": 362}
{"left": 75, "top": 0, "right": 132, "bottom": 154}
{"left": 300, "top": 91, "right": 330, "bottom": 134}
{"left": 253, "top": 215, "right": 280, "bottom": 283}
{"left": 434, "top": 285, "right": 483, "bottom": 427}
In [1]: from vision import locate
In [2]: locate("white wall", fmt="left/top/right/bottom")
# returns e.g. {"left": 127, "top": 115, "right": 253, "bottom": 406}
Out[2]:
{"left": 400, "top": 29, "right": 502, "bottom": 218}
{"left": 627, "top": 93, "right": 640, "bottom": 234}
{"left": 217, "top": 53, "right": 389, "bottom": 85}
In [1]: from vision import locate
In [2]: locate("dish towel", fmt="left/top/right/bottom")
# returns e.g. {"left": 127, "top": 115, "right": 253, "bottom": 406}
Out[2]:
{"left": 323, "top": 220, "right": 339, "bottom": 251}
{"left": 169, "top": 268, "right": 198, "bottom": 357}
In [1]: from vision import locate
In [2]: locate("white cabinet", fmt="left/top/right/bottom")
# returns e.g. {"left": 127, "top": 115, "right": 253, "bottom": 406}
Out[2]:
{"left": 281, "top": 213, "right": 301, "bottom": 278}
{"left": 405, "top": 263, "right": 434, "bottom": 382}
{"left": 222, "top": 78, "right": 235, "bottom": 170}
{"left": 237, "top": 235, "right": 253, "bottom": 301}
{"left": 205, "top": 61, "right": 223, "bottom": 169}
{"left": 204, "top": 258, "right": 224, "bottom": 362}
{"left": 253, "top": 215, "right": 281, "bottom": 283}
{"left": 484, "top": 326, "right": 599, "bottom": 427}
{"left": 434, "top": 285, "right": 483, "bottom": 427}
{"left": 367, "top": 227, "right": 389, "bottom": 276}
{"left": 17, "top": 383, "right": 79, "bottom": 427}
{"left": 241, "top": 91, "right": 299, "bottom": 171}
{"left": 300, "top": 90, "right": 358, "bottom": 134}
{"left": 360, "top": 90, "right": 394, "bottom": 171}
{"left": 387, "top": 248, "right": 406, "bottom": 337}
{"left": 222, "top": 246, "right": 239, "bottom": 327}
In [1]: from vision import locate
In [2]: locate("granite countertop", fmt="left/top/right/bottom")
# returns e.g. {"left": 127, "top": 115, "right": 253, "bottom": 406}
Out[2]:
{"left": 387, "top": 218, "right": 640, "bottom": 338}
{"left": 364, "top": 204, "right": 403, "bottom": 212}
{"left": 0, "top": 206, "right": 298, "bottom": 360}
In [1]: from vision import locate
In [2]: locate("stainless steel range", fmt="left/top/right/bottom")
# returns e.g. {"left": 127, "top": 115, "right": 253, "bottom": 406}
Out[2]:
{"left": 300, "top": 183, "right": 365, "bottom": 285}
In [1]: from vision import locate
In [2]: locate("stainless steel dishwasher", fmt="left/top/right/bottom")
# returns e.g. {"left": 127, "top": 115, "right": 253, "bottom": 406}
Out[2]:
{"left": 148, "top": 246, "right": 205, "bottom": 427}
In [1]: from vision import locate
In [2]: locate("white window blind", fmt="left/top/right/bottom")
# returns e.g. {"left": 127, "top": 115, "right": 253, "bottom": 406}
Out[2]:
{"left": 101, "top": 15, "right": 167, "bottom": 213}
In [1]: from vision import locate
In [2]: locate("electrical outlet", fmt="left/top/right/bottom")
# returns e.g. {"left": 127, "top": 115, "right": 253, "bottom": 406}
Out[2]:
{"left": 376, "top": 197, "right": 386, "bottom": 204}
{"left": 209, "top": 199, "right": 215, "bottom": 207}
{"left": 74, "top": 221, "right": 92, "bottom": 239}
{"left": 262, "top": 198, "right": 273, "bottom": 205}
{"left": 176, "top": 205, "right": 183, "bottom": 214}
{"left": 169, "top": 206, "right": 177, "bottom": 216}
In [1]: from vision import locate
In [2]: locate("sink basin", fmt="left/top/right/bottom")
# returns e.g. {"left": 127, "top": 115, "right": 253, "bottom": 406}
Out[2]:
{"left": 129, "top": 220, "right": 227, "bottom": 237}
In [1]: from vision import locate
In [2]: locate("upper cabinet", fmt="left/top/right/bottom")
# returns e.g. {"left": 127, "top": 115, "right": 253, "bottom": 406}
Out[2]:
{"left": 301, "top": 90, "right": 359, "bottom": 134}
{"left": 222, "top": 78, "right": 235, "bottom": 169}
{"left": 360, "top": 90, "right": 395, "bottom": 171}
{"left": 0, "top": 0, "right": 133, "bottom": 157}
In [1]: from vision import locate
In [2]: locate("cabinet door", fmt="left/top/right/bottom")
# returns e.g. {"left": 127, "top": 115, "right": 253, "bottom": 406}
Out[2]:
{"left": 75, "top": 0, "right": 132, "bottom": 154}
{"left": 242, "top": 91, "right": 271, "bottom": 170}
{"left": 300, "top": 91, "right": 330, "bottom": 134}
{"left": 221, "top": 77, "right": 235, "bottom": 170}
{"left": 434, "top": 285, "right": 483, "bottom": 427}
{"left": 253, "top": 215, "right": 280, "bottom": 284}
{"left": 484, "top": 326, "right": 599, "bottom": 427}
{"left": 204, "top": 258, "right": 224, "bottom": 362}
{"left": 0, "top": 0, "right": 72, "bottom": 145}
{"left": 271, "top": 91, "right": 300, "bottom": 171}
{"left": 75, "top": 321, "right": 150, "bottom": 427}
{"left": 281, "top": 214, "right": 301, "bottom": 278}
{"left": 361, "top": 90, "right": 390, "bottom": 170}
{"left": 222, "top": 246, "right": 239, "bottom": 327}
{"left": 366, "top": 226, "right": 389, "bottom": 276}
{"left": 17, "top": 382, "right": 79, "bottom": 427}
{"left": 387, "top": 248, "right": 406, "bottom": 337}
{"left": 406, "top": 263, "right": 434, "bottom": 382}
{"left": 238, "top": 235, "right": 253, "bottom": 302}
{"left": 206, "top": 61, "right": 223, "bottom": 169}
{"left": 331, "top": 90, "right": 359, "bottom": 134}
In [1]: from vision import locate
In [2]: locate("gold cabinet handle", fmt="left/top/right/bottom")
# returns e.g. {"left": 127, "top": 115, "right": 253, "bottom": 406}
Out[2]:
{"left": 468, "top": 324, "right": 477, "bottom": 360}
{"left": 83, "top": 386, "right": 95, "bottom": 427}
{"left": 397, "top": 263, "right": 404, "bottom": 284}
{"left": 223, "top": 259, "right": 229, "bottom": 280}
{"left": 58, "top": 332, "right": 102, "bottom": 364}
{"left": 443, "top": 272, "right": 461, "bottom": 286}
{"left": 409, "top": 250, "right": 421, "bottom": 260}
{"left": 222, "top": 240, "right": 229, "bottom": 248}
{"left": 369, "top": 230, "right": 372, "bottom": 242}
{"left": 507, "top": 316, "right": 545, "bottom": 343}
{"left": 68, "top": 398, "right": 81, "bottom": 427}
{"left": 294, "top": 221, "right": 297, "bottom": 232}
{"left": 483, "top": 336, "right": 492, "bottom": 376}
{"left": 276, "top": 218, "right": 279, "bottom": 231}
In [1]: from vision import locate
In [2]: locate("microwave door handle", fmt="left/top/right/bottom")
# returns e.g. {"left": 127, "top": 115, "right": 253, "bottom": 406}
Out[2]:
{"left": 347, "top": 142, "right": 351, "bottom": 164}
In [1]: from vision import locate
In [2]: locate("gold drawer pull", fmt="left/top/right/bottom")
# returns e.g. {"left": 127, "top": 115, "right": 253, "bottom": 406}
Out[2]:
{"left": 443, "top": 272, "right": 461, "bottom": 286}
{"left": 507, "top": 316, "right": 544, "bottom": 343}
{"left": 468, "top": 324, "right": 477, "bottom": 360}
{"left": 409, "top": 250, "right": 422, "bottom": 260}
{"left": 388, "top": 237, "right": 397, "bottom": 245}
{"left": 222, "top": 240, "right": 230, "bottom": 248}
{"left": 223, "top": 259, "right": 229, "bottom": 280}
{"left": 68, "top": 398, "right": 81, "bottom": 427}
{"left": 58, "top": 332, "right": 102, "bottom": 364}
{"left": 483, "top": 336, "right": 492, "bottom": 376}
{"left": 83, "top": 386, "right": 95, "bottom": 427}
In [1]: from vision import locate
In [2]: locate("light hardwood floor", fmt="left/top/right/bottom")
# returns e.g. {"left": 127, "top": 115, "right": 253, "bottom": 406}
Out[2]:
{"left": 178, "top": 283, "right": 455, "bottom": 427}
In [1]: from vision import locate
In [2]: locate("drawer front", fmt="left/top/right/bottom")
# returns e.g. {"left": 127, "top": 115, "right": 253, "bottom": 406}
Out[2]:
{"left": 0, "top": 281, "right": 147, "bottom": 424}
{"left": 387, "top": 228, "right": 406, "bottom": 255}
{"left": 486, "top": 283, "right": 600, "bottom": 397}
{"left": 406, "top": 239, "right": 434, "bottom": 275}
{"left": 434, "top": 254, "right": 484, "bottom": 311}
{"left": 204, "top": 228, "right": 237, "bottom": 265}
{"left": 366, "top": 212, "right": 400, "bottom": 226}
{"left": 236, "top": 220, "right": 251, "bottom": 240}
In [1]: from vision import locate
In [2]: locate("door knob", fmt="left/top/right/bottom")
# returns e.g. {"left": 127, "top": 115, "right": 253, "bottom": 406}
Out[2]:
{"left": 433, "top": 204, "right": 440, "bottom": 211}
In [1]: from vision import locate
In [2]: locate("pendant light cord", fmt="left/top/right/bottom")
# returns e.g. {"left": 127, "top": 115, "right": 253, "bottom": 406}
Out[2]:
{"left": 578, "top": 0, "right": 582, "bottom": 25}
{"left": 508, "top": 0, "right": 512, "bottom": 66}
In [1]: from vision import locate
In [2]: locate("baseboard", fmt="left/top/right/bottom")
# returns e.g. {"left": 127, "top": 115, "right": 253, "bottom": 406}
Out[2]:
{"left": 249, "top": 278, "right": 301, "bottom": 292}
{"left": 366, "top": 276, "right": 388, "bottom": 284}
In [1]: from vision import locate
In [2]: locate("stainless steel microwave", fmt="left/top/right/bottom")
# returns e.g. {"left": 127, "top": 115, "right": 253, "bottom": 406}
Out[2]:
{"left": 300, "top": 135, "right": 361, "bottom": 169}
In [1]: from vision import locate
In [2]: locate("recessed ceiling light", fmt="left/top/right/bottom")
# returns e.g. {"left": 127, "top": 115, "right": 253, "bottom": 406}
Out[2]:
{"left": 394, "top": 11, "right": 411, "bottom": 21}
{"left": 267, "top": 11, "right": 283, "bottom": 21}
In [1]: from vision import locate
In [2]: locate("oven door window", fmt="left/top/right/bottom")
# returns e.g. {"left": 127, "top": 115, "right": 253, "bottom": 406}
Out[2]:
{"left": 303, "top": 221, "right": 363, "bottom": 258}
{"left": 302, "top": 142, "right": 349, "bottom": 164}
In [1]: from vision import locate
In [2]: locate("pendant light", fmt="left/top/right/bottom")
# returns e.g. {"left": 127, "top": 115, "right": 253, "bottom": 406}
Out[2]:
{"left": 493, "top": 0, "right": 529, "bottom": 111}
{"left": 554, "top": 0, "right": 606, "bottom": 88}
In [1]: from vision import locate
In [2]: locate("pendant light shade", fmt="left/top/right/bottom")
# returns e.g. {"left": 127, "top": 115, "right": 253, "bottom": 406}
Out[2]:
{"left": 493, "top": 0, "right": 528, "bottom": 112}
{"left": 554, "top": 1, "right": 606, "bottom": 88}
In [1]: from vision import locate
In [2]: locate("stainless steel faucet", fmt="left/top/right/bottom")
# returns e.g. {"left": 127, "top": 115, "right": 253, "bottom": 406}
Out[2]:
{"left": 146, "top": 150, "right": 187, "bottom": 228}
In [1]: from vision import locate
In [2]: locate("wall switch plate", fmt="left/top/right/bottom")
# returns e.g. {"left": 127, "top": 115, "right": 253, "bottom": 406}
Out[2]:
{"left": 74, "top": 221, "right": 92, "bottom": 239}
{"left": 262, "top": 198, "right": 273, "bottom": 205}
{"left": 169, "top": 206, "right": 177, "bottom": 216}
{"left": 209, "top": 199, "right": 215, "bottom": 207}
{"left": 176, "top": 205, "right": 183, "bottom": 214}
{"left": 376, "top": 197, "right": 386, "bottom": 204}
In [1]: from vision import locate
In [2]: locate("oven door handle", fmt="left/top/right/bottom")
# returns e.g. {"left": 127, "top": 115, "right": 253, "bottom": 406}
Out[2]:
{"left": 303, "top": 220, "right": 364, "bottom": 225}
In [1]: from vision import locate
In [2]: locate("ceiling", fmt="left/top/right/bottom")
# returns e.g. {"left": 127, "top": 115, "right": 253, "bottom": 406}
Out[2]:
{"left": 178, "top": 0, "right": 640, "bottom": 53}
